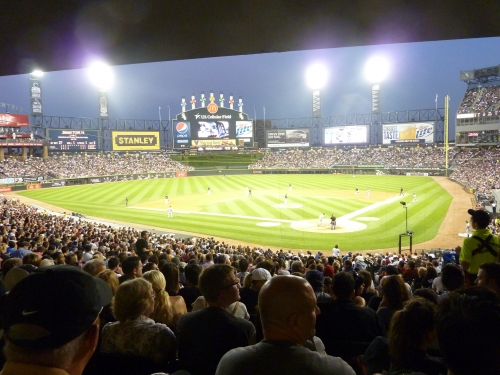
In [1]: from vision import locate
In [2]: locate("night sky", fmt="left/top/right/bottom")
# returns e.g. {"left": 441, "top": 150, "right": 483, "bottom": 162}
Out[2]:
{"left": 1, "top": 37, "right": 500, "bottom": 136}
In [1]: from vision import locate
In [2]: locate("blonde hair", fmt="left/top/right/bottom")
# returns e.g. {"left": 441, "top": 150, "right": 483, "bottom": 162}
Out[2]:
{"left": 112, "top": 278, "right": 153, "bottom": 322}
{"left": 97, "top": 269, "right": 120, "bottom": 294}
{"left": 142, "top": 270, "right": 174, "bottom": 326}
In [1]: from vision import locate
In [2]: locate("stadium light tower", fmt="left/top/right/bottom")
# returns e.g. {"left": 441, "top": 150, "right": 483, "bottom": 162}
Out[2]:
{"left": 29, "top": 69, "right": 44, "bottom": 117}
{"left": 88, "top": 62, "right": 113, "bottom": 119}
{"left": 364, "top": 56, "right": 389, "bottom": 114}
{"left": 305, "top": 63, "right": 328, "bottom": 118}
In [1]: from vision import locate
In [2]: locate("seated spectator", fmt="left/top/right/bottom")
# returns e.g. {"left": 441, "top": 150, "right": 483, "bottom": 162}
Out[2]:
{"left": 82, "top": 259, "right": 106, "bottom": 276}
{"left": 377, "top": 275, "right": 410, "bottom": 331}
{"left": 239, "top": 268, "right": 272, "bottom": 318}
{"left": 421, "top": 265, "right": 438, "bottom": 289}
{"left": 119, "top": 256, "right": 142, "bottom": 284}
{"left": 364, "top": 298, "right": 446, "bottom": 375}
{"left": 22, "top": 252, "right": 41, "bottom": 268}
{"left": 177, "top": 264, "right": 256, "bottom": 375}
{"left": 178, "top": 263, "right": 202, "bottom": 311}
{"left": 438, "top": 263, "right": 465, "bottom": 301}
{"left": 216, "top": 275, "right": 355, "bottom": 375}
{"left": 476, "top": 262, "right": 500, "bottom": 294}
{"left": 436, "top": 286, "right": 500, "bottom": 375}
{"left": 97, "top": 269, "right": 119, "bottom": 326}
{"left": 142, "top": 269, "right": 187, "bottom": 329}
{"left": 315, "top": 272, "right": 385, "bottom": 360}
{"left": 101, "top": 278, "right": 176, "bottom": 366}
{"left": 411, "top": 266, "right": 427, "bottom": 291}
{"left": 358, "top": 270, "right": 378, "bottom": 304}
{"left": 402, "top": 260, "right": 418, "bottom": 280}
{"left": 160, "top": 262, "right": 181, "bottom": 296}
{"left": 2, "top": 265, "right": 112, "bottom": 375}
{"left": 1, "top": 258, "right": 22, "bottom": 280}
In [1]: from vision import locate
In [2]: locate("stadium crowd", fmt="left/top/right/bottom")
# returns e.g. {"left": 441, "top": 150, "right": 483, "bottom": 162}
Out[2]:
{"left": 248, "top": 147, "right": 454, "bottom": 170}
{"left": 0, "top": 153, "right": 193, "bottom": 179}
{"left": 450, "top": 148, "right": 500, "bottom": 194}
{"left": 0, "top": 195, "right": 499, "bottom": 375}
{"left": 457, "top": 84, "right": 500, "bottom": 114}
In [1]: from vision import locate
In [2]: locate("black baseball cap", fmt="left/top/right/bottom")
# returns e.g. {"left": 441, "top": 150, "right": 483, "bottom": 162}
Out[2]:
{"left": 3, "top": 265, "right": 113, "bottom": 349}
{"left": 468, "top": 209, "right": 491, "bottom": 228}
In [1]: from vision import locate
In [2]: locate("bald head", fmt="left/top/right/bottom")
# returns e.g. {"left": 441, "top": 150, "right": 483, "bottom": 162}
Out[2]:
{"left": 259, "top": 275, "right": 319, "bottom": 344}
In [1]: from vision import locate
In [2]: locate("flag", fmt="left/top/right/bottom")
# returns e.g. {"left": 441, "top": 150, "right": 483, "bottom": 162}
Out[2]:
{"left": 435, "top": 94, "right": 438, "bottom": 103}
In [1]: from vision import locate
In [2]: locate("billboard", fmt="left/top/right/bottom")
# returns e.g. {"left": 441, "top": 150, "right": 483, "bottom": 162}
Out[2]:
{"left": 48, "top": 130, "right": 99, "bottom": 151}
{"left": 266, "top": 129, "right": 310, "bottom": 148}
{"left": 382, "top": 122, "right": 434, "bottom": 144}
{"left": 0, "top": 114, "right": 29, "bottom": 127}
{"left": 324, "top": 126, "right": 368, "bottom": 144}
{"left": 191, "top": 139, "right": 237, "bottom": 150}
{"left": 112, "top": 131, "right": 161, "bottom": 151}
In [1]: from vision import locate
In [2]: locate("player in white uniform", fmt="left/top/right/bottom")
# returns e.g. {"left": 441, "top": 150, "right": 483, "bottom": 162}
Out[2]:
{"left": 366, "top": 188, "right": 370, "bottom": 198}
{"left": 412, "top": 193, "right": 417, "bottom": 203}
{"left": 318, "top": 213, "right": 324, "bottom": 227}
{"left": 289, "top": 183, "right": 292, "bottom": 191}
{"left": 207, "top": 187, "right": 211, "bottom": 196}
{"left": 284, "top": 194, "right": 288, "bottom": 204}
{"left": 165, "top": 195, "right": 169, "bottom": 205}
{"left": 167, "top": 206, "right": 173, "bottom": 218}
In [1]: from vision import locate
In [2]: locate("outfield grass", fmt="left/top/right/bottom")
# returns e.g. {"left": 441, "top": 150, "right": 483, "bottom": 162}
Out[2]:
{"left": 17, "top": 174, "right": 452, "bottom": 251}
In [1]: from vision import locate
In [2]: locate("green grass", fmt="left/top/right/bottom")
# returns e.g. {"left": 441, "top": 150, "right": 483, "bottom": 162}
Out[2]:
{"left": 17, "top": 175, "right": 452, "bottom": 251}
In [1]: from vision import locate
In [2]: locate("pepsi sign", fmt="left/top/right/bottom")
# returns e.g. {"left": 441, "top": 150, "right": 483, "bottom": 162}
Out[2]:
{"left": 174, "top": 121, "right": 191, "bottom": 139}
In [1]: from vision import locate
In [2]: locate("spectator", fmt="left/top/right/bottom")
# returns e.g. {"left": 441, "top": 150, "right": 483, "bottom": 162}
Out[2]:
{"left": 475, "top": 262, "right": 500, "bottom": 295}
{"left": 436, "top": 286, "right": 500, "bottom": 375}
{"left": 101, "top": 278, "right": 176, "bottom": 366}
{"left": 216, "top": 275, "right": 355, "bottom": 375}
{"left": 176, "top": 264, "right": 256, "bottom": 375}
{"left": 315, "top": 272, "right": 385, "bottom": 360}
{"left": 377, "top": 275, "right": 411, "bottom": 331}
{"left": 82, "top": 259, "right": 106, "bottom": 276}
{"left": 119, "top": 256, "right": 142, "bottom": 284}
{"left": 2, "top": 265, "right": 112, "bottom": 375}
{"left": 438, "top": 263, "right": 465, "bottom": 301}
{"left": 239, "top": 268, "right": 272, "bottom": 319}
{"left": 178, "top": 263, "right": 202, "bottom": 311}
{"left": 142, "top": 269, "right": 187, "bottom": 328}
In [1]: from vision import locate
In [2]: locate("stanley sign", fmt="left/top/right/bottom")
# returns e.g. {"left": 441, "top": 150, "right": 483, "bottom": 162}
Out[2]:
{"left": 112, "top": 131, "right": 161, "bottom": 151}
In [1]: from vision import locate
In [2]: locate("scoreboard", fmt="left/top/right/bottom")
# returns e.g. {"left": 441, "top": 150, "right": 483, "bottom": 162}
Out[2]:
{"left": 47, "top": 130, "right": 99, "bottom": 151}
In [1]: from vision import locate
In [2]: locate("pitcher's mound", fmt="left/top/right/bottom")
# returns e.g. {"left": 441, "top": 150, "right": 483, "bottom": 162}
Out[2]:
{"left": 291, "top": 219, "right": 367, "bottom": 233}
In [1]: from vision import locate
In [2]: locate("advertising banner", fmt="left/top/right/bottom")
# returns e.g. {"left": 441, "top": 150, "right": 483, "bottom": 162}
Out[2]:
{"left": 324, "top": 126, "right": 368, "bottom": 144}
{"left": 48, "top": 130, "right": 99, "bottom": 151}
{"left": 266, "top": 129, "right": 310, "bottom": 148}
{"left": 0, "top": 187, "right": 12, "bottom": 192}
{"left": 0, "top": 179, "right": 14, "bottom": 185}
{"left": 0, "top": 114, "right": 29, "bottom": 127}
{"left": 382, "top": 122, "right": 434, "bottom": 144}
{"left": 26, "top": 184, "right": 42, "bottom": 190}
{"left": 111, "top": 131, "right": 161, "bottom": 151}
{"left": 51, "top": 181, "right": 66, "bottom": 187}
{"left": 173, "top": 121, "right": 191, "bottom": 148}
{"left": 176, "top": 171, "right": 188, "bottom": 178}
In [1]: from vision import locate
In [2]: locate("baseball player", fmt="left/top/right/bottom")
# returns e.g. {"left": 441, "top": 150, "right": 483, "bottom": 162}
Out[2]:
{"left": 318, "top": 213, "right": 324, "bottom": 227}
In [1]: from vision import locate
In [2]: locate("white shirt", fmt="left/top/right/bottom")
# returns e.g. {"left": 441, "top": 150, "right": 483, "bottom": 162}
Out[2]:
{"left": 333, "top": 247, "right": 340, "bottom": 257}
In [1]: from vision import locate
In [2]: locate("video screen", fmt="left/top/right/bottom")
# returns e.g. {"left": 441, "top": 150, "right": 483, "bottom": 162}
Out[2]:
{"left": 197, "top": 121, "right": 230, "bottom": 139}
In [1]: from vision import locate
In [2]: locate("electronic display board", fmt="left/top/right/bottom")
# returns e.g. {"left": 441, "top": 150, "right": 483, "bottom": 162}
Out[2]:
{"left": 324, "top": 126, "right": 368, "bottom": 144}
{"left": 266, "top": 129, "right": 310, "bottom": 148}
{"left": 172, "top": 105, "right": 253, "bottom": 149}
{"left": 382, "top": 122, "right": 434, "bottom": 144}
{"left": 47, "top": 130, "right": 99, "bottom": 151}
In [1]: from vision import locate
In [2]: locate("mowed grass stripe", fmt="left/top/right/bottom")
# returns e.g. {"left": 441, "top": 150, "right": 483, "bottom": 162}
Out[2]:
{"left": 18, "top": 175, "right": 452, "bottom": 251}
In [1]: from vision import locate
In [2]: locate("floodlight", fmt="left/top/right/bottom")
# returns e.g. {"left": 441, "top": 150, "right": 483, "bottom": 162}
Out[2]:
{"left": 364, "top": 56, "right": 390, "bottom": 83}
{"left": 400, "top": 202, "right": 406, "bottom": 206}
{"left": 31, "top": 69, "right": 44, "bottom": 77}
{"left": 88, "top": 62, "right": 114, "bottom": 90}
{"left": 305, "top": 63, "right": 328, "bottom": 89}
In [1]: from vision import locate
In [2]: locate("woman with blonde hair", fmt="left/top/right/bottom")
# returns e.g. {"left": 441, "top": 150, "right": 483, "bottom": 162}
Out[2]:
{"left": 143, "top": 270, "right": 187, "bottom": 329}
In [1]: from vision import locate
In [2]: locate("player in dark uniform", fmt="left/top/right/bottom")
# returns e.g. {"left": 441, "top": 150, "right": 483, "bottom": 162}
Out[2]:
{"left": 330, "top": 215, "right": 337, "bottom": 230}
{"left": 400, "top": 187, "right": 404, "bottom": 196}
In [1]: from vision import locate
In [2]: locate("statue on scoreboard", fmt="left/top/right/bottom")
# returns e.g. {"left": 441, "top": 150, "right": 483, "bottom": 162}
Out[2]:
{"left": 209, "top": 91, "right": 215, "bottom": 103}
{"left": 229, "top": 95, "right": 234, "bottom": 110}
{"left": 219, "top": 92, "right": 225, "bottom": 107}
{"left": 200, "top": 92, "right": 206, "bottom": 107}
{"left": 238, "top": 97, "right": 243, "bottom": 112}
{"left": 191, "top": 94, "right": 196, "bottom": 110}
{"left": 181, "top": 96, "right": 186, "bottom": 113}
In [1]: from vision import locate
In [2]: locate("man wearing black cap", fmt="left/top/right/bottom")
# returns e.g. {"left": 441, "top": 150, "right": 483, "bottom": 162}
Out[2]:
{"left": 460, "top": 209, "right": 500, "bottom": 286}
{"left": 1, "top": 265, "right": 113, "bottom": 375}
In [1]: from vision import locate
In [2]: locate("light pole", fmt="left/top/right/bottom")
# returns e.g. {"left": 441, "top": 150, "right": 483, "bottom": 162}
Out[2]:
{"left": 159, "top": 106, "right": 162, "bottom": 123}
{"left": 364, "top": 56, "right": 389, "bottom": 114}
{"left": 88, "top": 62, "right": 113, "bottom": 151}
{"left": 305, "top": 63, "right": 328, "bottom": 118}
{"left": 400, "top": 201, "right": 408, "bottom": 233}
{"left": 167, "top": 105, "right": 172, "bottom": 149}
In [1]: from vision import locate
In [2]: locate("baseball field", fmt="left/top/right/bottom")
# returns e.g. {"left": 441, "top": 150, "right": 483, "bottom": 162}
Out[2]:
{"left": 16, "top": 174, "right": 453, "bottom": 252}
